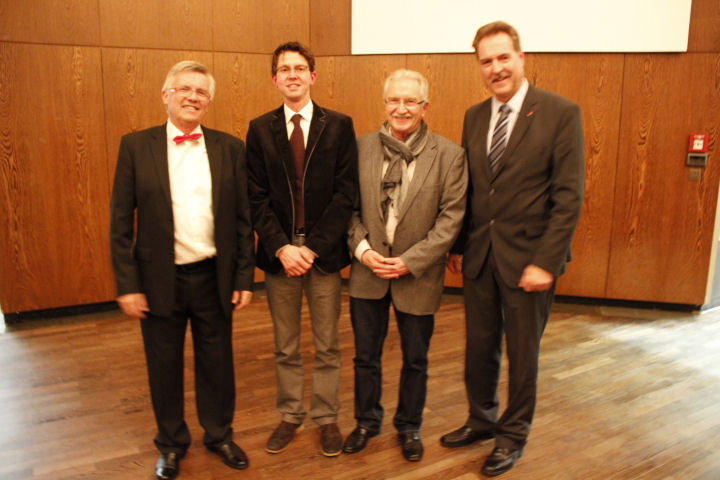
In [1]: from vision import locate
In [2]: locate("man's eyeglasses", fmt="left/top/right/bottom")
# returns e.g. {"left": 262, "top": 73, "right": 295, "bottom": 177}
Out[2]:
{"left": 385, "top": 97, "right": 425, "bottom": 108}
{"left": 276, "top": 65, "right": 310, "bottom": 75}
{"left": 169, "top": 86, "right": 211, "bottom": 100}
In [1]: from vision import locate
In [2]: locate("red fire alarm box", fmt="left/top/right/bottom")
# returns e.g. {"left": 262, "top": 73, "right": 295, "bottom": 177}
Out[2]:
{"left": 689, "top": 134, "right": 709, "bottom": 153}
{"left": 687, "top": 133, "right": 709, "bottom": 167}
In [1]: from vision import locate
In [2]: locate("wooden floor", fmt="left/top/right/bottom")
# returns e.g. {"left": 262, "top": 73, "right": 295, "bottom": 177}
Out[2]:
{"left": 1, "top": 292, "right": 720, "bottom": 480}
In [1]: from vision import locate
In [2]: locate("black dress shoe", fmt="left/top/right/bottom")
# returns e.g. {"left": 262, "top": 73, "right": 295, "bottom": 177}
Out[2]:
{"left": 440, "top": 425, "right": 494, "bottom": 447}
{"left": 481, "top": 447, "right": 523, "bottom": 476}
{"left": 208, "top": 441, "right": 249, "bottom": 470}
{"left": 155, "top": 452, "right": 183, "bottom": 480}
{"left": 342, "top": 426, "right": 378, "bottom": 454}
{"left": 398, "top": 431, "right": 423, "bottom": 462}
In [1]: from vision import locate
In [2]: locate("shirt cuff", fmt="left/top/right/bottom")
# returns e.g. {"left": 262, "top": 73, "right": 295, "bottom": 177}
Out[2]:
{"left": 354, "top": 239, "right": 372, "bottom": 260}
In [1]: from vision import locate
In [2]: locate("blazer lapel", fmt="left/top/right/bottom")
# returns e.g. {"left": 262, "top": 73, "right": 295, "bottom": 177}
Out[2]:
{"left": 203, "top": 127, "right": 222, "bottom": 216}
{"left": 369, "top": 134, "right": 385, "bottom": 221}
{"left": 306, "top": 103, "right": 327, "bottom": 162}
{"left": 475, "top": 102, "right": 493, "bottom": 180}
{"left": 270, "top": 106, "right": 295, "bottom": 180}
{"left": 396, "top": 135, "right": 437, "bottom": 223}
{"left": 150, "top": 125, "right": 172, "bottom": 211}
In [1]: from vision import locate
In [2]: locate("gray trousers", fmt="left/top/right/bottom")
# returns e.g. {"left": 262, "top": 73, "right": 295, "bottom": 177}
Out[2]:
{"left": 265, "top": 252, "right": 342, "bottom": 426}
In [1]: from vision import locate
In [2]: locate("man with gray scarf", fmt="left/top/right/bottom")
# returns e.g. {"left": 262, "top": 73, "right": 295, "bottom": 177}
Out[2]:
{"left": 343, "top": 69, "right": 468, "bottom": 461}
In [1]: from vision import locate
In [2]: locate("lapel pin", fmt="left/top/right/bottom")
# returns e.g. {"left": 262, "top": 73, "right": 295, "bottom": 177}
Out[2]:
{"left": 526, "top": 111, "right": 535, "bottom": 117}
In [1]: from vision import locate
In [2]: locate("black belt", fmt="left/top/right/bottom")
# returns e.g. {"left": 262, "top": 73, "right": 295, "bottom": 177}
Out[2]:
{"left": 175, "top": 257, "right": 216, "bottom": 273}
{"left": 294, "top": 227, "right": 305, "bottom": 236}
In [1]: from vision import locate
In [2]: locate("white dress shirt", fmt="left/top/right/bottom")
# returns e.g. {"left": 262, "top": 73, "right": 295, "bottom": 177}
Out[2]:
{"left": 166, "top": 121, "right": 216, "bottom": 265}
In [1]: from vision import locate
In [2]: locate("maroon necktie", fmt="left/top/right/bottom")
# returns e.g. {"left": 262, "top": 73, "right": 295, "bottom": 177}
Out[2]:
{"left": 290, "top": 114, "right": 306, "bottom": 230}
{"left": 173, "top": 133, "right": 202, "bottom": 144}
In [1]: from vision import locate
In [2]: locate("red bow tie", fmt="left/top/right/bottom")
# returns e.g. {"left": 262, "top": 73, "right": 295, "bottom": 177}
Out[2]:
{"left": 173, "top": 133, "right": 202, "bottom": 144}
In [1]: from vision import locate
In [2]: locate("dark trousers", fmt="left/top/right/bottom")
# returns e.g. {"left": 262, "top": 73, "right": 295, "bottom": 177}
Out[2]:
{"left": 140, "top": 264, "right": 235, "bottom": 454}
{"left": 463, "top": 252, "right": 555, "bottom": 450}
{"left": 350, "top": 294, "right": 434, "bottom": 434}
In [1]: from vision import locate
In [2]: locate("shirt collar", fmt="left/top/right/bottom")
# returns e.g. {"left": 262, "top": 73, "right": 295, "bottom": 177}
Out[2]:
{"left": 284, "top": 100, "right": 313, "bottom": 124}
{"left": 492, "top": 78, "right": 529, "bottom": 114}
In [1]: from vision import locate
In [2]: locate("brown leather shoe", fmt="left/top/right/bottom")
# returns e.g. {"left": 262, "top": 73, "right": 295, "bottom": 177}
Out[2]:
{"left": 320, "top": 423, "right": 342, "bottom": 457}
{"left": 266, "top": 421, "right": 301, "bottom": 453}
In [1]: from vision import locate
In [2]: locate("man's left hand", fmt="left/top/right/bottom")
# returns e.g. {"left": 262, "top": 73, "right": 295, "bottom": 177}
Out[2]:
{"left": 518, "top": 264, "right": 554, "bottom": 292}
{"left": 372, "top": 257, "right": 410, "bottom": 279}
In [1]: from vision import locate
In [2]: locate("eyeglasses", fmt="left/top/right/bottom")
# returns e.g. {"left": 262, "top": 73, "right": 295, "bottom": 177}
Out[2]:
{"left": 276, "top": 65, "right": 310, "bottom": 75}
{"left": 385, "top": 97, "right": 425, "bottom": 108}
{"left": 168, "top": 86, "right": 211, "bottom": 100}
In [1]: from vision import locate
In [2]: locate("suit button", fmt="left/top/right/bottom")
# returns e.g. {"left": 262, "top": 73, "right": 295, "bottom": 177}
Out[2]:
{"left": 489, "top": 219, "right": 495, "bottom": 226}
{"left": 489, "top": 188, "right": 495, "bottom": 196}
{"left": 382, "top": 241, "right": 388, "bottom": 246}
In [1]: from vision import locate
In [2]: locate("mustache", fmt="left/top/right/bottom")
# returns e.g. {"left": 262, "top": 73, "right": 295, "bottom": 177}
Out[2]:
{"left": 491, "top": 72, "right": 510, "bottom": 83}
{"left": 392, "top": 113, "right": 413, "bottom": 119}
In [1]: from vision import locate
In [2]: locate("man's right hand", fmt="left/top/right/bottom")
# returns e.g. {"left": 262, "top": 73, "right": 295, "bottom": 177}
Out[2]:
{"left": 116, "top": 292, "right": 149, "bottom": 319}
{"left": 278, "top": 244, "right": 315, "bottom": 277}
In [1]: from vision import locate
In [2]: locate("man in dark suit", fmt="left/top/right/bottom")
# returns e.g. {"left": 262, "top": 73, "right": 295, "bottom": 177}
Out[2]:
{"left": 440, "top": 22, "right": 584, "bottom": 477}
{"left": 342, "top": 69, "right": 467, "bottom": 462}
{"left": 246, "top": 42, "right": 357, "bottom": 457}
{"left": 110, "top": 61, "right": 255, "bottom": 480}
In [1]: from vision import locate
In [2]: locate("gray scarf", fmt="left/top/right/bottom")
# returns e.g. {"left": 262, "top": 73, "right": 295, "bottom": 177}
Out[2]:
{"left": 379, "top": 120, "right": 428, "bottom": 220}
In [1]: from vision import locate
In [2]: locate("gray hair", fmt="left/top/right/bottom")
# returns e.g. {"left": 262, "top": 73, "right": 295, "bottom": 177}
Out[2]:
{"left": 161, "top": 60, "right": 216, "bottom": 100}
{"left": 383, "top": 69, "right": 429, "bottom": 103}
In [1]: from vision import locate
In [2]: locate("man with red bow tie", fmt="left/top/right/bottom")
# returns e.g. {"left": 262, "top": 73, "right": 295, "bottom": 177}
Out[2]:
{"left": 110, "top": 61, "right": 255, "bottom": 480}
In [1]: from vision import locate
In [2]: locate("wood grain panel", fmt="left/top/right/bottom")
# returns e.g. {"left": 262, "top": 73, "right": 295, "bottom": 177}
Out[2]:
{"left": 0, "top": 43, "right": 113, "bottom": 312}
{"left": 213, "top": 0, "right": 310, "bottom": 53}
{"left": 98, "top": 0, "right": 213, "bottom": 50}
{"left": 310, "top": 0, "right": 351, "bottom": 55}
{"left": 0, "top": 0, "right": 100, "bottom": 45}
{"left": 688, "top": 0, "right": 720, "bottom": 53}
{"left": 525, "top": 54, "right": 624, "bottom": 298}
{"left": 213, "top": 52, "right": 280, "bottom": 285}
{"left": 406, "top": 53, "right": 488, "bottom": 145}
{"left": 313, "top": 55, "right": 407, "bottom": 136}
{"left": 607, "top": 54, "right": 720, "bottom": 304}
{"left": 101, "top": 48, "right": 215, "bottom": 193}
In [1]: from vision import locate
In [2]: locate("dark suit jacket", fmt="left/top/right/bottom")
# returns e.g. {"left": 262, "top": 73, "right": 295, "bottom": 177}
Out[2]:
{"left": 110, "top": 124, "right": 255, "bottom": 318}
{"left": 348, "top": 131, "right": 467, "bottom": 315}
{"left": 454, "top": 85, "right": 584, "bottom": 286}
{"left": 246, "top": 103, "right": 358, "bottom": 274}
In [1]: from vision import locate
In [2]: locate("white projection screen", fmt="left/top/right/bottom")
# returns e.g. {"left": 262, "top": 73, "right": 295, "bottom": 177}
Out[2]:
{"left": 351, "top": 0, "right": 693, "bottom": 54}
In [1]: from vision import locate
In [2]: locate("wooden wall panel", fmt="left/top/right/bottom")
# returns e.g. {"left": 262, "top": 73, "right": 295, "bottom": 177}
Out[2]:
{"left": 0, "top": 0, "right": 100, "bottom": 45}
{"left": 524, "top": 54, "right": 625, "bottom": 298}
{"left": 98, "top": 0, "right": 213, "bottom": 50}
{"left": 101, "top": 49, "right": 216, "bottom": 191}
{"left": 213, "top": 0, "right": 310, "bottom": 53}
{"left": 213, "top": 53, "right": 279, "bottom": 139}
{"left": 310, "top": 0, "right": 351, "bottom": 55}
{"left": 688, "top": 0, "right": 720, "bottom": 53}
{"left": 213, "top": 52, "right": 281, "bottom": 285}
{"left": 407, "top": 53, "right": 488, "bottom": 145}
{"left": 313, "top": 55, "right": 406, "bottom": 136}
{"left": 0, "top": 43, "right": 113, "bottom": 312}
{"left": 607, "top": 54, "right": 720, "bottom": 304}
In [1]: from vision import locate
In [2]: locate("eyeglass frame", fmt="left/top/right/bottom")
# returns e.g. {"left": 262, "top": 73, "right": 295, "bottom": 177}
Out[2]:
{"left": 384, "top": 97, "right": 426, "bottom": 108}
{"left": 168, "top": 86, "right": 211, "bottom": 100}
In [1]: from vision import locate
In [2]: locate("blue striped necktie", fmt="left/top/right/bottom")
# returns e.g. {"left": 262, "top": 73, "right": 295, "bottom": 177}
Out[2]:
{"left": 488, "top": 104, "right": 511, "bottom": 173}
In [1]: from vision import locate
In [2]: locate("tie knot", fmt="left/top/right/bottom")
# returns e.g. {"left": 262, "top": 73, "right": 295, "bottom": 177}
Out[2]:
{"left": 291, "top": 114, "right": 302, "bottom": 126}
{"left": 499, "top": 104, "right": 511, "bottom": 115}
